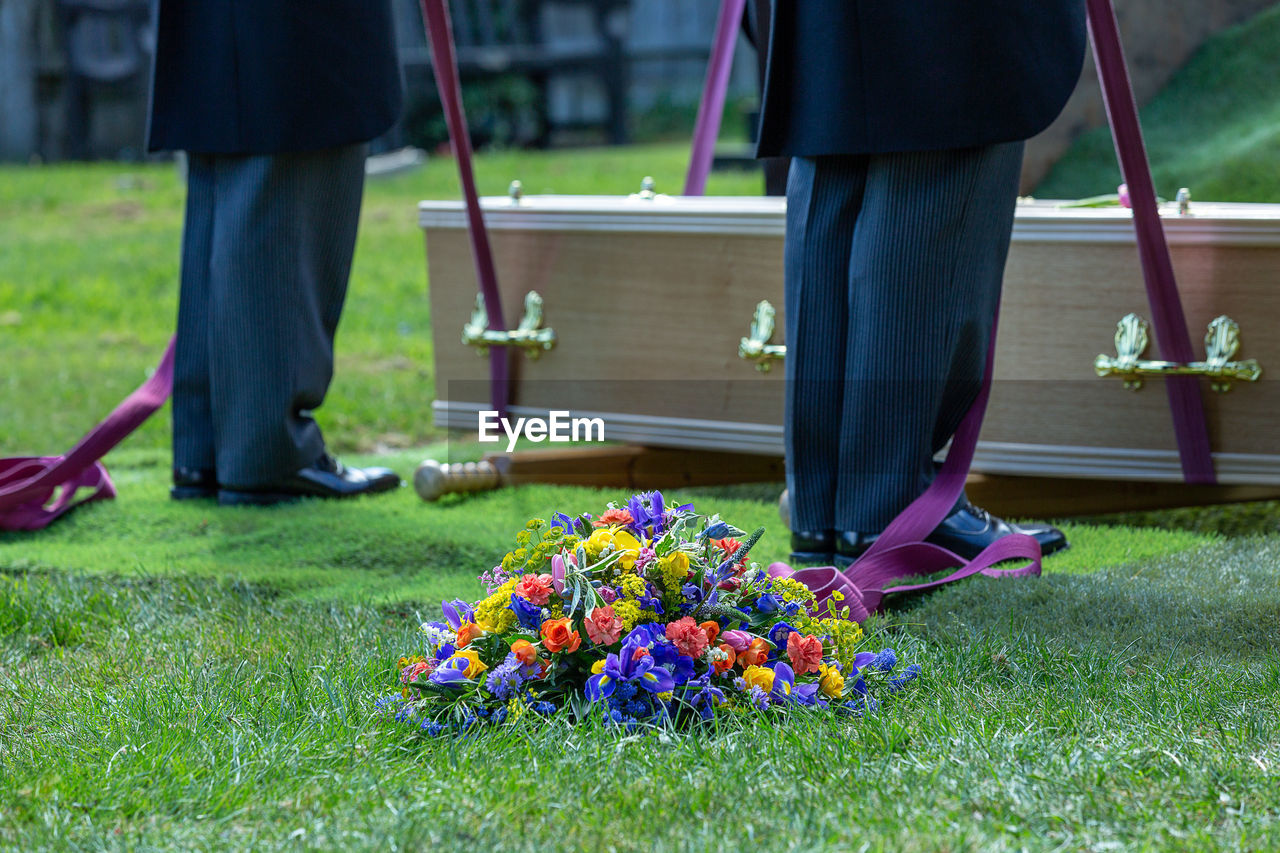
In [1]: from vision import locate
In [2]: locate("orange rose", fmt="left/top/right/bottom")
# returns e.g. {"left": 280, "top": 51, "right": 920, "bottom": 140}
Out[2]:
{"left": 713, "top": 643, "right": 736, "bottom": 674}
{"left": 540, "top": 617, "right": 581, "bottom": 654}
{"left": 738, "top": 638, "right": 770, "bottom": 668}
{"left": 700, "top": 621, "right": 720, "bottom": 644}
{"left": 510, "top": 639, "right": 537, "bottom": 666}
{"left": 456, "top": 621, "right": 484, "bottom": 648}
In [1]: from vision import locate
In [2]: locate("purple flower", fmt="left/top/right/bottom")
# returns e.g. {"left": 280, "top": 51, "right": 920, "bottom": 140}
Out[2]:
{"left": 649, "top": 643, "right": 695, "bottom": 685}
{"left": 626, "top": 491, "right": 668, "bottom": 537}
{"left": 428, "top": 657, "right": 469, "bottom": 687}
{"left": 585, "top": 639, "right": 675, "bottom": 701}
{"left": 767, "top": 621, "right": 796, "bottom": 648}
{"left": 508, "top": 593, "right": 544, "bottom": 631}
{"left": 634, "top": 547, "right": 657, "bottom": 574}
{"left": 887, "top": 664, "right": 922, "bottom": 693}
{"left": 478, "top": 565, "right": 513, "bottom": 594}
{"left": 754, "top": 594, "right": 783, "bottom": 616}
{"left": 792, "top": 682, "right": 824, "bottom": 707}
{"left": 485, "top": 652, "right": 532, "bottom": 700}
{"left": 550, "top": 553, "right": 568, "bottom": 596}
{"left": 623, "top": 623, "right": 666, "bottom": 646}
{"left": 768, "top": 662, "right": 795, "bottom": 702}
{"left": 441, "top": 599, "right": 475, "bottom": 630}
{"left": 871, "top": 649, "right": 897, "bottom": 672}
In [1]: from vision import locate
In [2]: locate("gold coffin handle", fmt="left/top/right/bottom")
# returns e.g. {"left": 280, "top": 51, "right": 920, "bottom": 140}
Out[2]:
{"left": 739, "top": 299, "right": 787, "bottom": 373}
{"left": 462, "top": 291, "right": 557, "bottom": 359}
{"left": 1094, "top": 313, "right": 1262, "bottom": 392}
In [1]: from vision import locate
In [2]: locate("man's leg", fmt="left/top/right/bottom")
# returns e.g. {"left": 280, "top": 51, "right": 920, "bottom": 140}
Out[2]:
{"left": 205, "top": 144, "right": 367, "bottom": 490}
{"left": 784, "top": 155, "right": 868, "bottom": 542}
{"left": 172, "top": 153, "right": 217, "bottom": 489}
{"left": 834, "top": 141, "right": 1024, "bottom": 533}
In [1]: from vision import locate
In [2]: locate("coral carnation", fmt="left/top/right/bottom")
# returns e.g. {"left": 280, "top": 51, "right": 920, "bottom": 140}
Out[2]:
{"left": 594, "top": 508, "right": 635, "bottom": 528}
{"left": 666, "top": 616, "right": 711, "bottom": 659}
{"left": 786, "top": 631, "right": 824, "bottom": 675}
{"left": 514, "top": 573, "right": 554, "bottom": 606}
{"left": 583, "top": 606, "right": 623, "bottom": 645}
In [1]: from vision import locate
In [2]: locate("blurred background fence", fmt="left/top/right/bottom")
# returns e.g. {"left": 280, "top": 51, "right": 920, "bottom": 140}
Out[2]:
{"left": 1, "top": 0, "right": 1276, "bottom": 193}
{"left": 0, "top": 0, "right": 759, "bottom": 162}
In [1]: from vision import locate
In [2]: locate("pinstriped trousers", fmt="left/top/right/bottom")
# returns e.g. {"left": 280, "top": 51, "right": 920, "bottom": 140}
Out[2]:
{"left": 784, "top": 142, "right": 1024, "bottom": 533}
{"left": 173, "top": 144, "right": 366, "bottom": 489}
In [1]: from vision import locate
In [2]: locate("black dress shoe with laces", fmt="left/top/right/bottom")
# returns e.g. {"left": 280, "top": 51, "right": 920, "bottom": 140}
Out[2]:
{"left": 790, "top": 529, "right": 836, "bottom": 563}
{"left": 171, "top": 467, "right": 218, "bottom": 500}
{"left": 835, "top": 529, "right": 878, "bottom": 561}
{"left": 835, "top": 504, "right": 1068, "bottom": 563}
{"left": 924, "top": 502, "right": 1068, "bottom": 560}
{"left": 217, "top": 454, "right": 401, "bottom": 506}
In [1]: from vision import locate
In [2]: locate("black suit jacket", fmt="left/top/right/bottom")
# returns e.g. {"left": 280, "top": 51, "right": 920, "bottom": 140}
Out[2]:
{"left": 147, "top": 0, "right": 403, "bottom": 154}
{"left": 757, "top": 0, "right": 1087, "bottom": 157}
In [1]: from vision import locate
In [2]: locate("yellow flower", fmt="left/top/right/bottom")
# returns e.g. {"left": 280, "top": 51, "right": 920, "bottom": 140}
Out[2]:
{"left": 584, "top": 527, "right": 641, "bottom": 569}
{"left": 656, "top": 551, "right": 691, "bottom": 590}
{"left": 770, "top": 576, "right": 816, "bottom": 606}
{"left": 742, "top": 665, "right": 775, "bottom": 694}
{"left": 619, "top": 573, "right": 646, "bottom": 600}
{"left": 450, "top": 649, "right": 488, "bottom": 679}
{"left": 818, "top": 663, "right": 844, "bottom": 699}
{"left": 591, "top": 659, "right": 607, "bottom": 674}
{"left": 474, "top": 579, "right": 518, "bottom": 633}
{"left": 611, "top": 529, "right": 641, "bottom": 569}
{"left": 612, "top": 600, "right": 643, "bottom": 632}
{"left": 585, "top": 528, "right": 613, "bottom": 558}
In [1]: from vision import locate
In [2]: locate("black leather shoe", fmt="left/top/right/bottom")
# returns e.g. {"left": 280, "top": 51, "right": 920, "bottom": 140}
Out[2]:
{"left": 217, "top": 454, "right": 401, "bottom": 506}
{"left": 925, "top": 503, "right": 1068, "bottom": 560}
{"left": 790, "top": 529, "right": 835, "bottom": 563}
{"left": 171, "top": 467, "right": 217, "bottom": 500}
{"left": 836, "top": 530, "right": 878, "bottom": 561}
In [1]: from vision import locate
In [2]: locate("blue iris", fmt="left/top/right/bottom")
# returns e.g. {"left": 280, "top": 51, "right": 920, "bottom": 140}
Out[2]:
{"left": 508, "top": 593, "right": 544, "bottom": 631}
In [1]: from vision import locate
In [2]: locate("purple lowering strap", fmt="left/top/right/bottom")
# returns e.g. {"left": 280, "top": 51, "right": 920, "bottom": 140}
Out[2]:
{"left": 684, "top": 0, "right": 746, "bottom": 196}
{"left": 1087, "top": 0, "right": 1215, "bottom": 483}
{"left": 420, "top": 0, "right": 510, "bottom": 417}
{"left": 0, "top": 337, "right": 175, "bottom": 530}
{"left": 769, "top": 309, "right": 1043, "bottom": 622}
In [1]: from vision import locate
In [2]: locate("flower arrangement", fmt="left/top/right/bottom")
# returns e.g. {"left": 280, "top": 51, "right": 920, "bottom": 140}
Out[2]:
{"left": 380, "top": 493, "right": 919, "bottom": 734}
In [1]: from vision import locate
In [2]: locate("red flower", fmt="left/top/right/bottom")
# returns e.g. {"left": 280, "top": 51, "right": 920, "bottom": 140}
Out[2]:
{"left": 666, "top": 616, "right": 710, "bottom": 659}
{"left": 786, "top": 631, "right": 824, "bottom": 675}
{"left": 400, "top": 660, "right": 435, "bottom": 684}
{"left": 514, "top": 573, "right": 554, "bottom": 606}
{"left": 712, "top": 537, "right": 748, "bottom": 572}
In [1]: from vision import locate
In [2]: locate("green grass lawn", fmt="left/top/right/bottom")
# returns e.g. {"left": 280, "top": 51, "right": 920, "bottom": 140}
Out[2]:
{"left": 1037, "top": 3, "right": 1280, "bottom": 201}
{"left": 4, "top": 141, "right": 1280, "bottom": 849}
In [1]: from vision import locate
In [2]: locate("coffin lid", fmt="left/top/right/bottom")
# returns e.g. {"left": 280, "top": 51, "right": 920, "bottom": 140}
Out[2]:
{"left": 419, "top": 194, "right": 1280, "bottom": 246}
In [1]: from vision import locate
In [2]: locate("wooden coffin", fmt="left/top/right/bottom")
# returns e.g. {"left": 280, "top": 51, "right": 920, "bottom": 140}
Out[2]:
{"left": 420, "top": 193, "right": 1278, "bottom": 485}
